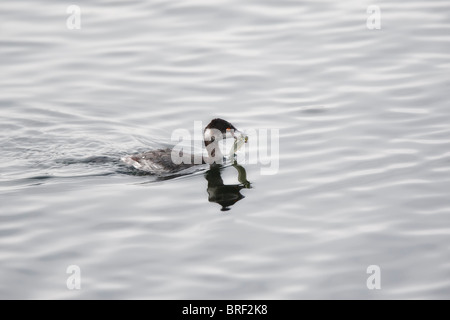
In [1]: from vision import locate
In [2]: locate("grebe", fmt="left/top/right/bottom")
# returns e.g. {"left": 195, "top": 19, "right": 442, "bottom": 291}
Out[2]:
{"left": 122, "top": 118, "right": 246, "bottom": 174}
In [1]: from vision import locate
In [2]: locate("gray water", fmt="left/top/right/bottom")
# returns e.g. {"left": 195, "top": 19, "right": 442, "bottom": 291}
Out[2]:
{"left": 1, "top": 0, "right": 450, "bottom": 299}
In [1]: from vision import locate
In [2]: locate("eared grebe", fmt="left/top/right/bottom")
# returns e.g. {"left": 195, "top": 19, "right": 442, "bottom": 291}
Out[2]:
{"left": 122, "top": 118, "right": 246, "bottom": 174}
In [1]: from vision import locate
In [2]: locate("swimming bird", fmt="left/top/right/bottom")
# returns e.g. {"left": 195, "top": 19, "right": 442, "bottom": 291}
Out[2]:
{"left": 122, "top": 118, "right": 246, "bottom": 174}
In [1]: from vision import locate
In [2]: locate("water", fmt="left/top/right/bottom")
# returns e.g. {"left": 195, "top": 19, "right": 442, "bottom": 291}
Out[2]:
{"left": 1, "top": 0, "right": 450, "bottom": 299}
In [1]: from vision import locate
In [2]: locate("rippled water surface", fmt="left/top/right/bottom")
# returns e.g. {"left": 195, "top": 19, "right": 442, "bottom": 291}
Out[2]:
{"left": 1, "top": 0, "right": 450, "bottom": 299}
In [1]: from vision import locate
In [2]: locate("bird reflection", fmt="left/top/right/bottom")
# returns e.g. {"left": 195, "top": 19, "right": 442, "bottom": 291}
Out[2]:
{"left": 205, "top": 161, "right": 251, "bottom": 211}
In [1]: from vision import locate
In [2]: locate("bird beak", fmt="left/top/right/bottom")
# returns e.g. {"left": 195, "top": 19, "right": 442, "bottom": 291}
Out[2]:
{"left": 233, "top": 129, "right": 248, "bottom": 143}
